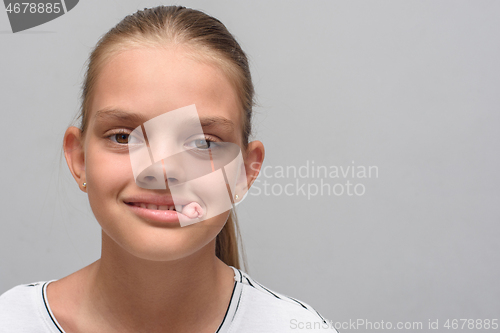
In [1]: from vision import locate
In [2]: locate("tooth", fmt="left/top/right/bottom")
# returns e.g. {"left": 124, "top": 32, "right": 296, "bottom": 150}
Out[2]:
{"left": 140, "top": 203, "right": 146, "bottom": 209}
{"left": 147, "top": 204, "right": 158, "bottom": 210}
{"left": 159, "top": 205, "right": 169, "bottom": 210}
{"left": 168, "top": 206, "right": 175, "bottom": 211}
{"left": 175, "top": 204, "right": 183, "bottom": 212}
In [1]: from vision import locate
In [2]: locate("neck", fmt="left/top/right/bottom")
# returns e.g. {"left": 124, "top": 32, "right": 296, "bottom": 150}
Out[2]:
{"left": 81, "top": 231, "right": 236, "bottom": 333}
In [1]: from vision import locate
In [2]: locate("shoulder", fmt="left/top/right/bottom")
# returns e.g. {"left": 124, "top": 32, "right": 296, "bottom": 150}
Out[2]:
{"left": 0, "top": 282, "right": 40, "bottom": 316}
{"left": 0, "top": 281, "right": 54, "bottom": 332}
{"left": 229, "top": 268, "right": 338, "bottom": 333}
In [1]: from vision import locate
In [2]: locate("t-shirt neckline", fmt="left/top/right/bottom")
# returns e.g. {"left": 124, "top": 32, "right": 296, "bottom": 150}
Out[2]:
{"left": 41, "top": 266, "right": 244, "bottom": 333}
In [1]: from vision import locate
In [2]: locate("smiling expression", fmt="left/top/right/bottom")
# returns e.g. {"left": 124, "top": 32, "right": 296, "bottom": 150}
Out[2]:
{"left": 81, "top": 46, "right": 246, "bottom": 261}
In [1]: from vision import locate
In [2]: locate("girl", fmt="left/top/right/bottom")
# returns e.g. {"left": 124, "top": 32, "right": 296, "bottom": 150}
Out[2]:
{"left": 0, "top": 6, "right": 336, "bottom": 333}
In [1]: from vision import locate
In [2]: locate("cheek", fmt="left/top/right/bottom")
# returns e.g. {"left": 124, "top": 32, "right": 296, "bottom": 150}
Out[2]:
{"left": 186, "top": 209, "right": 231, "bottom": 248}
{"left": 85, "top": 146, "right": 134, "bottom": 197}
{"left": 84, "top": 148, "right": 134, "bottom": 234}
{"left": 187, "top": 170, "right": 233, "bottom": 218}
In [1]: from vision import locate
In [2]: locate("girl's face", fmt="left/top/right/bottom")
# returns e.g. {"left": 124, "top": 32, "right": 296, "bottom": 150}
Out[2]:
{"left": 65, "top": 46, "right": 258, "bottom": 261}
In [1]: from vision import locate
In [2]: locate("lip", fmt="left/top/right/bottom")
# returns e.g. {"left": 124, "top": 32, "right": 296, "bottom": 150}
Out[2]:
{"left": 126, "top": 203, "right": 181, "bottom": 225}
{"left": 123, "top": 194, "right": 201, "bottom": 225}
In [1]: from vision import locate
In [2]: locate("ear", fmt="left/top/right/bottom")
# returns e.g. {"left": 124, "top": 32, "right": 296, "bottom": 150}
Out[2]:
{"left": 243, "top": 140, "right": 265, "bottom": 189}
{"left": 63, "top": 126, "right": 87, "bottom": 192}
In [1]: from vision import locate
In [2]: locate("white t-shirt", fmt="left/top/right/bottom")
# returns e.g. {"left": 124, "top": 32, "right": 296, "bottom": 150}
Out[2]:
{"left": 0, "top": 266, "right": 338, "bottom": 332}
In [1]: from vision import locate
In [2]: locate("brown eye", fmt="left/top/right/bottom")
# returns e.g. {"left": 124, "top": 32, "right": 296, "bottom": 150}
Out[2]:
{"left": 114, "top": 133, "right": 129, "bottom": 144}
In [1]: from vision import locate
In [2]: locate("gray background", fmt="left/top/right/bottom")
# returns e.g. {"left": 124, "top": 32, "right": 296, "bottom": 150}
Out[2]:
{"left": 1, "top": 1, "right": 499, "bottom": 331}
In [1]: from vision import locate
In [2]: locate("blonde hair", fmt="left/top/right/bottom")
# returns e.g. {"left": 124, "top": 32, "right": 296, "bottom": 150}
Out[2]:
{"left": 79, "top": 6, "right": 254, "bottom": 270}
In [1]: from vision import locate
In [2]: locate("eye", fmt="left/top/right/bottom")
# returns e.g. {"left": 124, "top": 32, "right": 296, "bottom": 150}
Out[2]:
{"left": 185, "top": 135, "right": 219, "bottom": 150}
{"left": 194, "top": 138, "right": 210, "bottom": 149}
{"left": 107, "top": 130, "right": 143, "bottom": 145}
{"left": 114, "top": 133, "right": 130, "bottom": 144}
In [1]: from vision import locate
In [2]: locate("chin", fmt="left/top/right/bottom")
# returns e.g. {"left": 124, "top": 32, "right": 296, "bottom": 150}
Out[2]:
{"left": 115, "top": 229, "right": 217, "bottom": 263}
{"left": 97, "top": 208, "right": 227, "bottom": 262}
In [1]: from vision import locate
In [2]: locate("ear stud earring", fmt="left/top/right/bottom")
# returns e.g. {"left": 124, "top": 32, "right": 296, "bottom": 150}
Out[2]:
{"left": 235, "top": 194, "right": 239, "bottom": 200}
{"left": 82, "top": 182, "right": 87, "bottom": 188}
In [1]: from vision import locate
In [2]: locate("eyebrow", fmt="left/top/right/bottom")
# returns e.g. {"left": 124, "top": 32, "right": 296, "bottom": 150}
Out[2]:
{"left": 94, "top": 108, "right": 147, "bottom": 124}
{"left": 94, "top": 108, "right": 235, "bottom": 132}
{"left": 198, "top": 116, "right": 235, "bottom": 132}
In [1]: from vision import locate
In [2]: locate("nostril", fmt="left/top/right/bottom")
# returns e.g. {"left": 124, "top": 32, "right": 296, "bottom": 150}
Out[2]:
{"left": 144, "top": 176, "right": 156, "bottom": 182}
{"left": 166, "top": 177, "right": 179, "bottom": 186}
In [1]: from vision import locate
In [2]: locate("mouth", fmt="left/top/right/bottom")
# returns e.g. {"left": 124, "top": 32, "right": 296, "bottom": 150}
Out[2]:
{"left": 126, "top": 202, "right": 184, "bottom": 212}
{"left": 124, "top": 197, "right": 204, "bottom": 226}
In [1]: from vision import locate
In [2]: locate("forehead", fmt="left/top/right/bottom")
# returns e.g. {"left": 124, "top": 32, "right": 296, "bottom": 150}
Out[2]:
{"left": 89, "top": 46, "right": 242, "bottom": 129}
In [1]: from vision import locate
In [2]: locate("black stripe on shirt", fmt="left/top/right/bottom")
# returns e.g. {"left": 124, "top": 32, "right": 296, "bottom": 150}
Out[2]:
{"left": 215, "top": 280, "right": 237, "bottom": 333}
{"left": 312, "top": 307, "right": 328, "bottom": 324}
{"left": 232, "top": 290, "right": 243, "bottom": 322}
{"left": 252, "top": 279, "right": 282, "bottom": 300}
{"left": 240, "top": 271, "right": 280, "bottom": 299}
{"left": 289, "top": 296, "right": 327, "bottom": 324}
{"left": 244, "top": 276, "right": 255, "bottom": 288}
{"left": 41, "top": 282, "right": 64, "bottom": 333}
{"left": 288, "top": 296, "right": 308, "bottom": 309}
{"left": 240, "top": 270, "right": 328, "bottom": 325}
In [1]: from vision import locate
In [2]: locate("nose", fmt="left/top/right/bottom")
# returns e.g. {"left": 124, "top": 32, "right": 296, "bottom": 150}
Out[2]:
{"left": 161, "top": 152, "right": 186, "bottom": 186}
{"left": 136, "top": 154, "right": 188, "bottom": 189}
{"left": 136, "top": 160, "right": 167, "bottom": 190}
